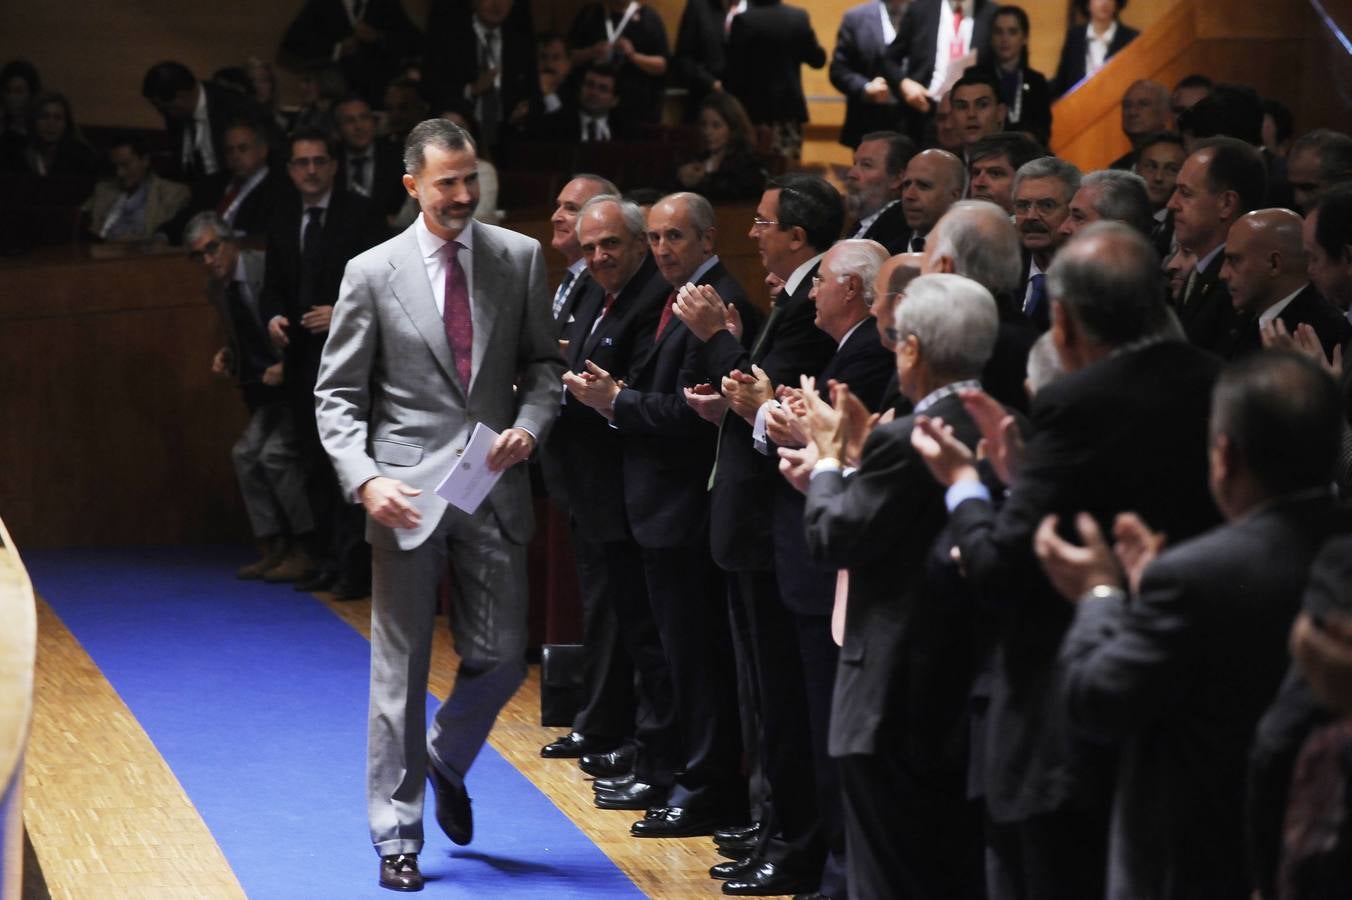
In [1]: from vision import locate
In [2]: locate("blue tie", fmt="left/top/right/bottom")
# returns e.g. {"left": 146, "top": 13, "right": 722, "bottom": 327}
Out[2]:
{"left": 1025, "top": 273, "right": 1046, "bottom": 320}
{"left": 552, "top": 270, "right": 575, "bottom": 319}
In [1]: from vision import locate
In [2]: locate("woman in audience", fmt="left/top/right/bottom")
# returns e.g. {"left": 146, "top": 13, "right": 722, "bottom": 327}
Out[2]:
{"left": 9, "top": 91, "right": 98, "bottom": 177}
{"left": 1, "top": 59, "right": 41, "bottom": 139}
{"left": 673, "top": 92, "right": 766, "bottom": 203}
{"left": 1052, "top": 0, "right": 1139, "bottom": 96}
{"left": 983, "top": 5, "right": 1052, "bottom": 147}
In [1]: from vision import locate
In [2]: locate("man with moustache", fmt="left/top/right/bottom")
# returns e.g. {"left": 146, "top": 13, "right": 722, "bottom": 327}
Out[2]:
{"left": 1012, "top": 155, "right": 1080, "bottom": 330}
{"left": 566, "top": 192, "right": 757, "bottom": 835}
{"left": 900, "top": 148, "right": 966, "bottom": 253}
{"left": 845, "top": 130, "right": 916, "bottom": 253}
{"left": 314, "top": 118, "right": 564, "bottom": 892}
{"left": 968, "top": 132, "right": 1044, "bottom": 215}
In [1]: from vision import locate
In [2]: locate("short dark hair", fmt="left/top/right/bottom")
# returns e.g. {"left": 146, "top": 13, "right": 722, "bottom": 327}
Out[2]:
{"left": 969, "top": 131, "right": 1045, "bottom": 169}
{"left": 1075, "top": 0, "right": 1125, "bottom": 13}
{"left": 1174, "top": 73, "right": 1214, "bottom": 93}
{"left": 1136, "top": 130, "right": 1185, "bottom": 156}
{"left": 1261, "top": 98, "right": 1294, "bottom": 146}
{"left": 1, "top": 60, "right": 41, "bottom": 97}
{"left": 223, "top": 117, "right": 269, "bottom": 148}
{"left": 141, "top": 61, "right": 196, "bottom": 103}
{"left": 1291, "top": 129, "right": 1352, "bottom": 185}
{"left": 585, "top": 62, "right": 619, "bottom": 89}
{"left": 1210, "top": 351, "right": 1342, "bottom": 495}
{"left": 769, "top": 173, "right": 843, "bottom": 253}
{"left": 289, "top": 125, "right": 338, "bottom": 160}
{"left": 859, "top": 130, "right": 917, "bottom": 177}
{"left": 951, "top": 68, "right": 1003, "bottom": 100}
{"left": 1311, "top": 184, "right": 1352, "bottom": 262}
{"left": 989, "top": 7, "right": 1031, "bottom": 67}
{"left": 107, "top": 131, "right": 149, "bottom": 159}
{"left": 403, "top": 118, "right": 475, "bottom": 174}
{"left": 1195, "top": 136, "right": 1267, "bottom": 214}
{"left": 1178, "top": 83, "right": 1263, "bottom": 146}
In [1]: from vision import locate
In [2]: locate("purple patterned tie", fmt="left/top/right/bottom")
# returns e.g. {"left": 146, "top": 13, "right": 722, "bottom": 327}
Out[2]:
{"left": 442, "top": 240, "right": 472, "bottom": 388}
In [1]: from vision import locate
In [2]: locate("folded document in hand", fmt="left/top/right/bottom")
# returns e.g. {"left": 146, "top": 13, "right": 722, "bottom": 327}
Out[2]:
{"left": 434, "top": 422, "right": 502, "bottom": 514}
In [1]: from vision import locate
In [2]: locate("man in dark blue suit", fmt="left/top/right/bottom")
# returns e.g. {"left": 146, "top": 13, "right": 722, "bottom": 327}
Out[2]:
{"left": 830, "top": 1, "right": 908, "bottom": 149}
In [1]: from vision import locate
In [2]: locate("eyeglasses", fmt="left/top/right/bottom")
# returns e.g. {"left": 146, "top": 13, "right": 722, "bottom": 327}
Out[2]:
{"left": 1013, "top": 198, "right": 1064, "bottom": 216}
{"left": 751, "top": 216, "right": 780, "bottom": 230}
{"left": 188, "top": 239, "right": 223, "bottom": 262}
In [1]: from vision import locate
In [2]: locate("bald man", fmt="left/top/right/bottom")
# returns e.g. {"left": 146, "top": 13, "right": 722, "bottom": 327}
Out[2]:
{"left": 1220, "top": 208, "right": 1352, "bottom": 359}
{"left": 900, "top": 149, "right": 965, "bottom": 253}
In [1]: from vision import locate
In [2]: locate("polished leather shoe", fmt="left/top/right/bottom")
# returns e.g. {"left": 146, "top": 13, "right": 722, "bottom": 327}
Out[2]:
{"left": 427, "top": 759, "right": 473, "bottom": 845}
{"left": 710, "top": 856, "right": 758, "bottom": 881}
{"left": 721, "top": 861, "right": 817, "bottom": 896}
{"left": 541, "top": 732, "right": 617, "bottom": 759}
{"left": 631, "top": 806, "right": 724, "bottom": 838}
{"left": 714, "top": 821, "right": 761, "bottom": 845}
{"left": 792, "top": 894, "right": 832, "bottom": 899}
{"left": 591, "top": 772, "right": 637, "bottom": 792}
{"left": 716, "top": 833, "right": 759, "bottom": 857}
{"left": 579, "top": 745, "right": 635, "bottom": 778}
{"left": 379, "top": 853, "right": 423, "bottom": 892}
{"left": 593, "top": 780, "right": 665, "bottom": 810}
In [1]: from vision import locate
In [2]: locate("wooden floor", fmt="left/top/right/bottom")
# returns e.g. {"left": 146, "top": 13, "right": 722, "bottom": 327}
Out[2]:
{"left": 23, "top": 590, "right": 728, "bottom": 899}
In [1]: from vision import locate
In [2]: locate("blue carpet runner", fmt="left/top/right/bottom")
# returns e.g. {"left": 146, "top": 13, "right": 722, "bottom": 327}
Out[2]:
{"left": 26, "top": 545, "right": 642, "bottom": 899}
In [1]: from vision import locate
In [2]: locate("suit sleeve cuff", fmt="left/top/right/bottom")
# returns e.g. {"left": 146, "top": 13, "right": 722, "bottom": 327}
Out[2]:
{"left": 945, "top": 479, "right": 991, "bottom": 513}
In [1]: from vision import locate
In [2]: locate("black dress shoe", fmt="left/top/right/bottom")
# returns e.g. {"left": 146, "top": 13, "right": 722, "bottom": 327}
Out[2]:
{"left": 541, "top": 732, "right": 618, "bottom": 759}
{"left": 714, "top": 821, "right": 761, "bottom": 845}
{"left": 294, "top": 568, "right": 337, "bottom": 592}
{"left": 579, "top": 745, "right": 635, "bottom": 778}
{"left": 793, "top": 894, "right": 832, "bottom": 900}
{"left": 722, "top": 861, "right": 817, "bottom": 896}
{"left": 710, "top": 856, "right": 758, "bottom": 881}
{"left": 631, "top": 806, "right": 724, "bottom": 838}
{"left": 592, "top": 772, "right": 637, "bottom": 792}
{"left": 427, "top": 759, "right": 473, "bottom": 845}
{"left": 715, "top": 833, "right": 760, "bottom": 857}
{"left": 379, "top": 853, "right": 423, "bottom": 892}
{"left": 593, "top": 780, "right": 666, "bottom": 810}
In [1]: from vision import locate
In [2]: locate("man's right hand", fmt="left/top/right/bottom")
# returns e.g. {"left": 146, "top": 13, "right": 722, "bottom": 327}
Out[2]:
{"left": 268, "top": 315, "right": 291, "bottom": 349}
{"left": 900, "top": 78, "right": 931, "bottom": 112}
{"left": 359, "top": 476, "right": 423, "bottom": 529}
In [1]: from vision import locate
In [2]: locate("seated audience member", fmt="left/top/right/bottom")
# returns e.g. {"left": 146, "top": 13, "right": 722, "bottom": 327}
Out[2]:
{"left": 798, "top": 272, "right": 998, "bottom": 899}
{"left": 142, "top": 61, "right": 262, "bottom": 183}
{"left": 900, "top": 148, "right": 966, "bottom": 252}
{"left": 982, "top": 5, "right": 1052, "bottom": 146}
{"left": 333, "top": 95, "right": 406, "bottom": 220}
{"left": 949, "top": 69, "right": 1007, "bottom": 158}
{"left": 381, "top": 77, "right": 430, "bottom": 143}
{"left": 6, "top": 91, "right": 98, "bottom": 177}
{"left": 188, "top": 119, "right": 287, "bottom": 238}
{"left": 567, "top": 0, "right": 669, "bottom": 127}
{"left": 286, "top": 65, "right": 347, "bottom": 135}
{"left": 674, "top": 92, "right": 766, "bottom": 204}
{"left": 508, "top": 32, "right": 571, "bottom": 125}
{"left": 672, "top": 0, "right": 731, "bottom": 122}
{"left": 1038, "top": 349, "right": 1347, "bottom": 900}
{"left": 1013, "top": 155, "right": 1081, "bottom": 329}
{"left": 929, "top": 91, "right": 965, "bottom": 156}
{"left": 83, "top": 135, "right": 189, "bottom": 243}
{"left": 1304, "top": 185, "right": 1352, "bottom": 325}
{"left": 1052, "top": 0, "right": 1138, "bottom": 97}
{"left": 1167, "top": 136, "right": 1267, "bottom": 354}
{"left": 529, "top": 63, "right": 631, "bottom": 142}
{"left": 186, "top": 211, "right": 319, "bottom": 582}
{"left": 1, "top": 59, "right": 40, "bottom": 146}
{"left": 278, "top": 0, "right": 421, "bottom": 108}
{"left": 723, "top": 0, "right": 827, "bottom": 164}
{"left": 1220, "top": 209, "right": 1350, "bottom": 359}
{"left": 1171, "top": 72, "right": 1212, "bottom": 120}
{"left": 967, "top": 131, "right": 1045, "bottom": 214}
{"left": 1110, "top": 79, "right": 1172, "bottom": 169}
{"left": 829, "top": 0, "right": 906, "bottom": 149}
{"left": 843, "top": 130, "right": 915, "bottom": 251}
{"left": 1261, "top": 98, "right": 1294, "bottom": 160}
{"left": 1059, "top": 168, "right": 1153, "bottom": 241}
{"left": 1286, "top": 129, "right": 1352, "bottom": 215}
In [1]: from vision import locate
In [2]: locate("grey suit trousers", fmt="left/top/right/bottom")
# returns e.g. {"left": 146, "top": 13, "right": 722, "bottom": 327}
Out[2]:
{"left": 231, "top": 401, "right": 313, "bottom": 539}
{"left": 367, "top": 500, "right": 529, "bottom": 856}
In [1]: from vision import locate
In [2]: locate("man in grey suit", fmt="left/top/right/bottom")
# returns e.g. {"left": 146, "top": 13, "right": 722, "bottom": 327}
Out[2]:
{"left": 314, "top": 118, "right": 564, "bottom": 893}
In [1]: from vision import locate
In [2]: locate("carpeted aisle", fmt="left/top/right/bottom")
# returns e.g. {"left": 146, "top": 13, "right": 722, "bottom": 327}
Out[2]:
{"left": 25, "top": 545, "right": 642, "bottom": 899}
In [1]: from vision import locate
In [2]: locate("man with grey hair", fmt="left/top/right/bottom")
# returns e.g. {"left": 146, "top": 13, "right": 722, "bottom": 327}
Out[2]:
{"left": 1111, "top": 79, "right": 1173, "bottom": 170}
{"left": 799, "top": 272, "right": 997, "bottom": 898}
{"left": 314, "top": 117, "right": 564, "bottom": 892}
{"left": 845, "top": 131, "right": 916, "bottom": 253}
{"left": 910, "top": 222, "right": 1221, "bottom": 899}
{"left": 1013, "top": 156, "right": 1081, "bottom": 330}
{"left": 188, "top": 210, "right": 317, "bottom": 582}
{"left": 1059, "top": 169, "right": 1154, "bottom": 241}
{"left": 1286, "top": 128, "right": 1352, "bottom": 214}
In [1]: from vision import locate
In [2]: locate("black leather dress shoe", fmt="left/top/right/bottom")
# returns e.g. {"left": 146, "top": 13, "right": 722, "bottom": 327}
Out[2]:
{"left": 591, "top": 772, "right": 637, "bottom": 792}
{"left": 721, "top": 861, "right": 817, "bottom": 896}
{"left": 714, "top": 821, "right": 761, "bottom": 845}
{"left": 792, "top": 893, "right": 832, "bottom": 899}
{"left": 427, "top": 760, "right": 472, "bottom": 845}
{"left": 710, "top": 856, "right": 758, "bottom": 881}
{"left": 631, "top": 806, "right": 724, "bottom": 838}
{"left": 593, "top": 780, "right": 666, "bottom": 810}
{"left": 579, "top": 745, "right": 635, "bottom": 778}
{"left": 541, "top": 732, "right": 617, "bottom": 759}
{"left": 379, "top": 853, "right": 423, "bottom": 892}
{"left": 716, "top": 833, "right": 760, "bottom": 857}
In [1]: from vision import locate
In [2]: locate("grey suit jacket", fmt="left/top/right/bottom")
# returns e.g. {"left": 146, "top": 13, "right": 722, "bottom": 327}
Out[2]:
{"left": 315, "top": 219, "right": 565, "bottom": 552}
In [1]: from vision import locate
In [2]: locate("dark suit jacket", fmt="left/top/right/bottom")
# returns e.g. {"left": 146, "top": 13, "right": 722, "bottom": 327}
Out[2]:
{"left": 614, "top": 260, "right": 756, "bottom": 549}
{"left": 806, "top": 390, "right": 987, "bottom": 771}
{"left": 259, "top": 189, "right": 387, "bottom": 396}
{"left": 702, "top": 262, "right": 837, "bottom": 571}
{"left": 774, "top": 317, "right": 895, "bottom": 616}
{"left": 884, "top": 0, "right": 995, "bottom": 93}
{"left": 1223, "top": 283, "right": 1352, "bottom": 361}
{"left": 337, "top": 138, "right": 406, "bottom": 219}
{"left": 997, "top": 66, "right": 1052, "bottom": 146}
{"left": 984, "top": 300, "right": 1038, "bottom": 413}
{"left": 553, "top": 266, "right": 595, "bottom": 339}
{"left": 1176, "top": 247, "right": 1238, "bottom": 356}
{"left": 421, "top": 8, "right": 537, "bottom": 142}
{"left": 186, "top": 167, "right": 292, "bottom": 238}
{"left": 853, "top": 200, "right": 910, "bottom": 254}
{"left": 540, "top": 254, "right": 667, "bottom": 541}
{"left": 1061, "top": 493, "right": 1349, "bottom": 900}
{"left": 672, "top": 0, "right": 728, "bottom": 118}
{"left": 525, "top": 103, "right": 638, "bottom": 143}
{"left": 1051, "top": 21, "right": 1139, "bottom": 97}
{"left": 279, "top": 0, "right": 421, "bottom": 107}
{"left": 724, "top": 3, "right": 826, "bottom": 125}
{"left": 160, "top": 82, "right": 262, "bottom": 182}
{"left": 681, "top": 150, "right": 767, "bottom": 204}
{"left": 207, "top": 248, "right": 282, "bottom": 410}
{"left": 948, "top": 338, "right": 1222, "bottom": 822}
{"left": 567, "top": 1, "right": 670, "bottom": 126}
{"left": 831, "top": 1, "right": 903, "bottom": 148}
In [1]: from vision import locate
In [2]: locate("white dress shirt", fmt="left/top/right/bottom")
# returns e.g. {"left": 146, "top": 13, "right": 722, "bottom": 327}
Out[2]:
{"left": 183, "top": 86, "right": 219, "bottom": 175}
{"left": 1085, "top": 21, "right": 1118, "bottom": 79}
{"left": 1258, "top": 284, "right": 1306, "bottom": 331}
{"left": 927, "top": 0, "right": 975, "bottom": 98}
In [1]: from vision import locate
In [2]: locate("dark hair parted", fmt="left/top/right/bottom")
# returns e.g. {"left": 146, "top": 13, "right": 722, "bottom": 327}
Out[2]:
{"left": 768, "top": 173, "right": 844, "bottom": 253}
{"left": 141, "top": 61, "right": 196, "bottom": 103}
{"left": 289, "top": 124, "right": 338, "bottom": 160}
{"left": 1194, "top": 136, "right": 1267, "bottom": 215}
{"left": 403, "top": 118, "right": 475, "bottom": 175}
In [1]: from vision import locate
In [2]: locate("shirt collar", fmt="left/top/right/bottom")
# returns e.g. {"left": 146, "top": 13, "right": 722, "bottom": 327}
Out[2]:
{"left": 1196, "top": 242, "right": 1225, "bottom": 274}
{"left": 193, "top": 84, "right": 209, "bottom": 123}
{"left": 915, "top": 378, "right": 982, "bottom": 414}
{"left": 567, "top": 256, "right": 589, "bottom": 277}
{"left": 1088, "top": 20, "right": 1118, "bottom": 46}
{"left": 784, "top": 252, "right": 825, "bottom": 298}
{"left": 837, "top": 316, "right": 869, "bottom": 350}
{"left": 1258, "top": 284, "right": 1307, "bottom": 330}
{"left": 416, "top": 212, "right": 475, "bottom": 259}
{"left": 689, "top": 254, "right": 720, "bottom": 285}
{"left": 304, "top": 190, "right": 333, "bottom": 214}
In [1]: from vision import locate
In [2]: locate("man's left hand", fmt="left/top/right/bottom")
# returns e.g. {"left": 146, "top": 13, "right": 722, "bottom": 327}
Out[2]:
{"left": 301, "top": 305, "right": 333, "bottom": 334}
{"left": 563, "top": 360, "right": 622, "bottom": 419}
{"left": 721, "top": 365, "right": 774, "bottom": 424}
{"left": 486, "top": 427, "right": 536, "bottom": 472}
{"left": 674, "top": 284, "right": 730, "bottom": 341}
{"left": 1033, "top": 512, "right": 1123, "bottom": 603}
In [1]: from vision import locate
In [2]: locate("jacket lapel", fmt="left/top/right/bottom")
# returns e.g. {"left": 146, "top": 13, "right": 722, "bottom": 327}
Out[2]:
{"left": 387, "top": 226, "right": 461, "bottom": 392}
{"left": 469, "top": 224, "right": 507, "bottom": 390}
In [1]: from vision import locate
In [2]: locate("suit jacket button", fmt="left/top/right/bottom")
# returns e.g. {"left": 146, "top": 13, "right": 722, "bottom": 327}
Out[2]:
{"left": 455, "top": 448, "right": 463, "bottom": 456}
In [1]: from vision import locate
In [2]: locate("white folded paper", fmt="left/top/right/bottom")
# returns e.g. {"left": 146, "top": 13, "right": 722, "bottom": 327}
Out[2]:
{"left": 434, "top": 422, "right": 502, "bottom": 514}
